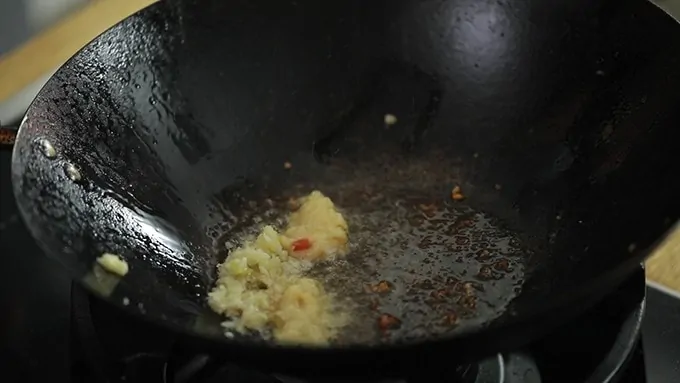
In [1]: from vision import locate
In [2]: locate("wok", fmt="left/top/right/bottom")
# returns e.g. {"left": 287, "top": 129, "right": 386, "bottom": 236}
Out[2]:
{"left": 3, "top": 0, "right": 680, "bottom": 378}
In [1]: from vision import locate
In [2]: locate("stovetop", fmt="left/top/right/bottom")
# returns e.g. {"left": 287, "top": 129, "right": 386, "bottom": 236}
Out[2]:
{"left": 1, "top": 147, "right": 680, "bottom": 382}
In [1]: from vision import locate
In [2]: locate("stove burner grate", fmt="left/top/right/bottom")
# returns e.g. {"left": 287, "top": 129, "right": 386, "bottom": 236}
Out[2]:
{"left": 163, "top": 351, "right": 504, "bottom": 383}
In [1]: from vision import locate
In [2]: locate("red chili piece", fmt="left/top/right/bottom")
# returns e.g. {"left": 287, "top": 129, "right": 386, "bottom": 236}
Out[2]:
{"left": 291, "top": 238, "right": 312, "bottom": 251}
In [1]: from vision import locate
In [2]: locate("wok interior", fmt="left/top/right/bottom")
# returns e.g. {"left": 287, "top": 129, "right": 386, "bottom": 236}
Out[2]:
{"left": 212, "top": 110, "right": 533, "bottom": 344}
{"left": 12, "top": 0, "right": 680, "bottom": 348}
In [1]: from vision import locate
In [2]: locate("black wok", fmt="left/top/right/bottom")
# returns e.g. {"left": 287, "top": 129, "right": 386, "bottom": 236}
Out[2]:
{"left": 4, "top": 0, "right": 680, "bottom": 378}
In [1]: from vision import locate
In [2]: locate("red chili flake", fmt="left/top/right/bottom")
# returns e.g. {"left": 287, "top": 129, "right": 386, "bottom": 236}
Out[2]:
{"left": 291, "top": 238, "right": 312, "bottom": 251}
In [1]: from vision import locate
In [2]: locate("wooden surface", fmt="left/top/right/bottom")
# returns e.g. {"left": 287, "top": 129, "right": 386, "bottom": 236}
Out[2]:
{"left": 0, "top": 0, "right": 157, "bottom": 103}
{"left": 0, "top": 0, "right": 678, "bottom": 293}
{"left": 646, "top": 226, "right": 680, "bottom": 291}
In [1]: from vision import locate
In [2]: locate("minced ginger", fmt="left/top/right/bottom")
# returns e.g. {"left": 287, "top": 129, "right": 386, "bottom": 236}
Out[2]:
{"left": 207, "top": 191, "right": 349, "bottom": 345}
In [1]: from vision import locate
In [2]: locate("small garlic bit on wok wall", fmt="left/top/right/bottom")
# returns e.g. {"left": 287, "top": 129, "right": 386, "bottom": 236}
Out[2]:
{"left": 96, "top": 253, "right": 129, "bottom": 276}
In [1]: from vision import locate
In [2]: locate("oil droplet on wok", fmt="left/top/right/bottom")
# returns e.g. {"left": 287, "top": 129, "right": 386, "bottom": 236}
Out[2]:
{"left": 64, "top": 163, "right": 82, "bottom": 182}
{"left": 38, "top": 139, "right": 57, "bottom": 159}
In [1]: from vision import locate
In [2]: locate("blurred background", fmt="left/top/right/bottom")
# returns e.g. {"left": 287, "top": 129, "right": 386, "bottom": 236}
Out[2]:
{"left": 0, "top": 0, "right": 155, "bottom": 124}
{"left": 0, "top": 0, "right": 90, "bottom": 54}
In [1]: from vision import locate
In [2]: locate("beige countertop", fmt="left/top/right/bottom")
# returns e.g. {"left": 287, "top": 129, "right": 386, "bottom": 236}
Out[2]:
{"left": 0, "top": 0, "right": 156, "bottom": 103}
{"left": 1, "top": 0, "right": 678, "bottom": 292}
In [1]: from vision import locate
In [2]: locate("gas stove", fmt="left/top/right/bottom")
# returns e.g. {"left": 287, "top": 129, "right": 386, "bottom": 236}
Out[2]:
{"left": 1, "top": 148, "right": 679, "bottom": 383}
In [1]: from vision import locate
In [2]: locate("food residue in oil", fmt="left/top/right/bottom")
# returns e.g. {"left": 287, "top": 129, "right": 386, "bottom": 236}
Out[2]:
{"left": 451, "top": 185, "right": 465, "bottom": 201}
{"left": 96, "top": 253, "right": 129, "bottom": 277}
{"left": 283, "top": 161, "right": 293, "bottom": 170}
{"left": 378, "top": 313, "right": 401, "bottom": 332}
{"left": 443, "top": 312, "right": 459, "bottom": 326}
{"left": 418, "top": 203, "right": 437, "bottom": 217}
{"left": 430, "top": 288, "right": 450, "bottom": 301}
{"left": 384, "top": 113, "right": 398, "bottom": 126}
{"left": 205, "top": 151, "right": 529, "bottom": 344}
{"left": 372, "top": 280, "right": 391, "bottom": 294}
{"left": 208, "top": 191, "right": 350, "bottom": 345}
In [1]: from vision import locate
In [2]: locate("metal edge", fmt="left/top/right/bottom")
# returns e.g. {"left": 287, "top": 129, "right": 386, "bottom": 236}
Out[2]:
{"left": 646, "top": 280, "right": 680, "bottom": 301}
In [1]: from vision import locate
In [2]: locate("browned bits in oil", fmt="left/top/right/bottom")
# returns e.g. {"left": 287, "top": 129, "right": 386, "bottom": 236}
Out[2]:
{"left": 221, "top": 151, "right": 530, "bottom": 343}
{"left": 430, "top": 288, "right": 450, "bottom": 301}
{"left": 443, "top": 312, "right": 459, "bottom": 326}
{"left": 493, "top": 259, "right": 511, "bottom": 272}
{"left": 418, "top": 236, "right": 434, "bottom": 249}
{"left": 450, "top": 215, "right": 475, "bottom": 231}
{"left": 463, "top": 282, "right": 475, "bottom": 296}
{"left": 418, "top": 203, "right": 437, "bottom": 217}
{"left": 459, "top": 295, "right": 478, "bottom": 310}
{"left": 455, "top": 236, "right": 470, "bottom": 245}
{"left": 475, "top": 249, "right": 491, "bottom": 261}
{"left": 378, "top": 313, "right": 401, "bottom": 332}
{"left": 283, "top": 161, "right": 293, "bottom": 170}
{"left": 372, "top": 280, "right": 391, "bottom": 293}
{"left": 419, "top": 203, "right": 436, "bottom": 211}
{"left": 451, "top": 186, "right": 465, "bottom": 201}
{"left": 477, "top": 265, "right": 494, "bottom": 280}
{"left": 287, "top": 197, "right": 299, "bottom": 210}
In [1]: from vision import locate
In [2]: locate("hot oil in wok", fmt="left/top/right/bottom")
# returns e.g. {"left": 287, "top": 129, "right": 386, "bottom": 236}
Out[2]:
{"left": 311, "top": 196, "right": 526, "bottom": 344}
{"left": 215, "top": 153, "right": 528, "bottom": 345}
{"left": 210, "top": 68, "right": 530, "bottom": 344}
